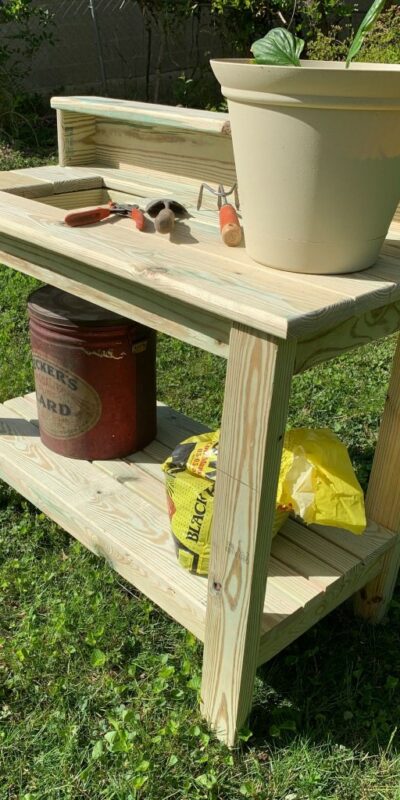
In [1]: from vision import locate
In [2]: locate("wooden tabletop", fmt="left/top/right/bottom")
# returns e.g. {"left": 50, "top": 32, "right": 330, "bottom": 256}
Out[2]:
{"left": 1, "top": 163, "right": 400, "bottom": 341}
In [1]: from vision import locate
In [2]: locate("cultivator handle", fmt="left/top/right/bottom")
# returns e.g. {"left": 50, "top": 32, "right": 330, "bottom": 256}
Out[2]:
{"left": 219, "top": 203, "right": 242, "bottom": 247}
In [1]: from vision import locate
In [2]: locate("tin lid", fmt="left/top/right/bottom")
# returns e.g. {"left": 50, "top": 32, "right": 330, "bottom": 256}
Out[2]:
{"left": 28, "top": 286, "right": 133, "bottom": 328}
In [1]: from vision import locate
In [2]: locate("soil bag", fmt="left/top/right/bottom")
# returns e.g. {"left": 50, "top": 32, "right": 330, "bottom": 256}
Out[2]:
{"left": 162, "top": 430, "right": 288, "bottom": 576}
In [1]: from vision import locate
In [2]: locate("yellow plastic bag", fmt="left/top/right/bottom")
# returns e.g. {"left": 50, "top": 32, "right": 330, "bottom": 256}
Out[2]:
{"left": 278, "top": 428, "right": 366, "bottom": 534}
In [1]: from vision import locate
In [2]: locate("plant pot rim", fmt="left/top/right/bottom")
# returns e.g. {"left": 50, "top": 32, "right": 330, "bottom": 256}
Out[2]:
{"left": 211, "top": 57, "right": 400, "bottom": 74}
{"left": 210, "top": 58, "right": 400, "bottom": 106}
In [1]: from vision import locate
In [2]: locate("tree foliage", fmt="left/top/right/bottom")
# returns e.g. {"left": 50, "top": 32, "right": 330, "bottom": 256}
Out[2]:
{"left": 0, "top": 0, "right": 54, "bottom": 77}
{"left": 307, "top": 4, "right": 400, "bottom": 62}
{"left": 209, "top": 0, "right": 354, "bottom": 53}
{"left": 0, "top": 0, "right": 54, "bottom": 140}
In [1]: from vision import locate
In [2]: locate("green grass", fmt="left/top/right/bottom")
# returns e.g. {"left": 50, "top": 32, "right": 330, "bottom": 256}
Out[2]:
{"left": 1, "top": 148, "right": 400, "bottom": 799}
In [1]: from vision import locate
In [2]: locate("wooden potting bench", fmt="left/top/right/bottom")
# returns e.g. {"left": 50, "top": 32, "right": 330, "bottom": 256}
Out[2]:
{"left": 0, "top": 97, "right": 400, "bottom": 746}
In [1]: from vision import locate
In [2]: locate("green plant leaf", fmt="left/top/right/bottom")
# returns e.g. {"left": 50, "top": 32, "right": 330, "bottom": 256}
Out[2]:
{"left": 196, "top": 772, "right": 217, "bottom": 790}
{"left": 238, "top": 725, "right": 253, "bottom": 742}
{"left": 91, "top": 741, "right": 104, "bottom": 760}
{"left": 136, "top": 759, "right": 150, "bottom": 773}
{"left": 90, "top": 648, "right": 106, "bottom": 668}
{"left": 104, "top": 729, "right": 131, "bottom": 753}
{"left": 131, "top": 775, "right": 148, "bottom": 790}
{"left": 346, "top": 0, "right": 387, "bottom": 67}
{"left": 251, "top": 28, "right": 304, "bottom": 67}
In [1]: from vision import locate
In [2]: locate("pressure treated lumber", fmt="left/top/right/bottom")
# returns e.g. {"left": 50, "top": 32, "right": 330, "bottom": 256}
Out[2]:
{"left": 0, "top": 172, "right": 50, "bottom": 195}
{"left": 295, "top": 300, "right": 400, "bottom": 372}
{"left": 39, "top": 188, "right": 106, "bottom": 210}
{"left": 51, "top": 96, "right": 232, "bottom": 135}
{"left": 354, "top": 334, "right": 400, "bottom": 622}
{"left": 57, "top": 109, "right": 97, "bottom": 167}
{"left": 0, "top": 189, "right": 347, "bottom": 341}
{"left": 201, "top": 327, "right": 296, "bottom": 746}
{"left": 51, "top": 97, "right": 235, "bottom": 185}
{"left": 94, "top": 118, "right": 236, "bottom": 185}
{"left": 2, "top": 162, "right": 400, "bottom": 341}
{"left": 0, "top": 234, "right": 230, "bottom": 357}
{"left": 0, "top": 399, "right": 207, "bottom": 639}
{"left": 7, "top": 165, "right": 103, "bottom": 187}
{"left": 2, "top": 184, "right": 400, "bottom": 343}
{"left": 0, "top": 392, "right": 396, "bottom": 681}
{"left": 258, "top": 549, "right": 387, "bottom": 665}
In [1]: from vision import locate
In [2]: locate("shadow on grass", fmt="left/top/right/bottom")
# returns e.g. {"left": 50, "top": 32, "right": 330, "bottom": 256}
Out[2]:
{"left": 348, "top": 443, "right": 375, "bottom": 493}
{"left": 251, "top": 579, "right": 400, "bottom": 755}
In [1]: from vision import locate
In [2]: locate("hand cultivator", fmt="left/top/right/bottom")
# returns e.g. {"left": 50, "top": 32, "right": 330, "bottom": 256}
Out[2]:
{"left": 197, "top": 182, "right": 242, "bottom": 247}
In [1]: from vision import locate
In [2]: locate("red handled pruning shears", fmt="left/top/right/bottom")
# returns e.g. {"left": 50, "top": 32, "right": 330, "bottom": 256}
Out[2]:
{"left": 64, "top": 201, "right": 146, "bottom": 230}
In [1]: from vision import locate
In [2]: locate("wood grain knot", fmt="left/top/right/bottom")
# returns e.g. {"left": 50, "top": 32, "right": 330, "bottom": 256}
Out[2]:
{"left": 225, "top": 547, "right": 243, "bottom": 610}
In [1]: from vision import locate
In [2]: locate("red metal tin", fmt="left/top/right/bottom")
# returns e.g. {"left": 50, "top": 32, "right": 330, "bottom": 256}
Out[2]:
{"left": 28, "top": 286, "right": 157, "bottom": 460}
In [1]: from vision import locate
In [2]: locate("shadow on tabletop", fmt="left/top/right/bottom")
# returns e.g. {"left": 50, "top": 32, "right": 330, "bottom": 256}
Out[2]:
{"left": 250, "top": 580, "right": 400, "bottom": 756}
{"left": 0, "top": 418, "right": 37, "bottom": 436}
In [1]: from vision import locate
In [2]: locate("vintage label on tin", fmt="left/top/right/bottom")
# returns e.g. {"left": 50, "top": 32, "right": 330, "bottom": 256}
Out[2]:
{"left": 32, "top": 352, "right": 102, "bottom": 439}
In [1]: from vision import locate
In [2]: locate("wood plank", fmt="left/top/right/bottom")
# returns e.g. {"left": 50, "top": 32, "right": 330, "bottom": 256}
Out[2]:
{"left": 3, "top": 165, "right": 400, "bottom": 341}
{"left": 95, "top": 172, "right": 400, "bottom": 313}
{"left": 258, "top": 550, "right": 386, "bottom": 665}
{"left": 0, "top": 234, "right": 230, "bottom": 357}
{"left": 201, "top": 327, "right": 296, "bottom": 746}
{"left": 94, "top": 119, "right": 236, "bottom": 186}
{"left": 9, "top": 392, "right": 170, "bottom": 515}
{"left": 0, "top": 189, "right": 360, "bottom": 341}
{"left": 0, "top": 172, "right": 51, "bottom": 196}
{"left": 312, "top": 520, "right": 395, "bottom": 560}
{"left": 267, "top": 557, "right": 325, "bottom": 605}
{"left": 270, "top": 535, "right": 342, "bottom": 591}
{"left": 259, "top": 516, "right": 397, "bottom": 662}
{"left": 57, "top": 109, "right": 97, "bottom": 167}
{"left": 4, "top": 163, "right": 400, "bottom": 342}
{"left": 8, "top": 166, "right": 103, "bottom": 192}
{"left": 51, "top": 96, "right": 232, "bottom": 135}
{"left": 98, "top": 174, "right": 400, "bottom": 340}
{"left": 39, "top": 189, "right": 107, "bottom": 210}
{"left": 281, "top": 518, "right": 361, "bottom": 573}
{"left": 295, "top": 300, "right": 400, "bottom": 373}
{"left": 6, "top": 394, "right": 186, "bottom": 514}
{"left": 0, "top": 399, "right": 207, "bottom": 639}
{"left": 354, "top": 334, "right": 400, "bottom": 622}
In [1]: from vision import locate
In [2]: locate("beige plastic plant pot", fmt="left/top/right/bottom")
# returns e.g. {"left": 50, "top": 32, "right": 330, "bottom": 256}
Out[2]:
{"left": 211, "top": 59, "right": 400, "bottom": 274}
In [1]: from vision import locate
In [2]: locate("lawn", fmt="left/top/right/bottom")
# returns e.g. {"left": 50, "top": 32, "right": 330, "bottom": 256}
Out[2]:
{"left": 0, "top": 143, "right": 400, "bottom": 799}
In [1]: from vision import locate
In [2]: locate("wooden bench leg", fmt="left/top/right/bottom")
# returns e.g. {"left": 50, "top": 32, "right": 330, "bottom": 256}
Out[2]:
{"left": 354, "top": 334, "right": 400, "bottom": 623}
{"left": 200, "top": 324, "right": 295, "bottom": 746}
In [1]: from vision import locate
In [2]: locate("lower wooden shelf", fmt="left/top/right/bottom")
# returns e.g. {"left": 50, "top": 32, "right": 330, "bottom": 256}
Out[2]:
{"left": 0, "top": 393, "right": 397, "bottom": 663}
